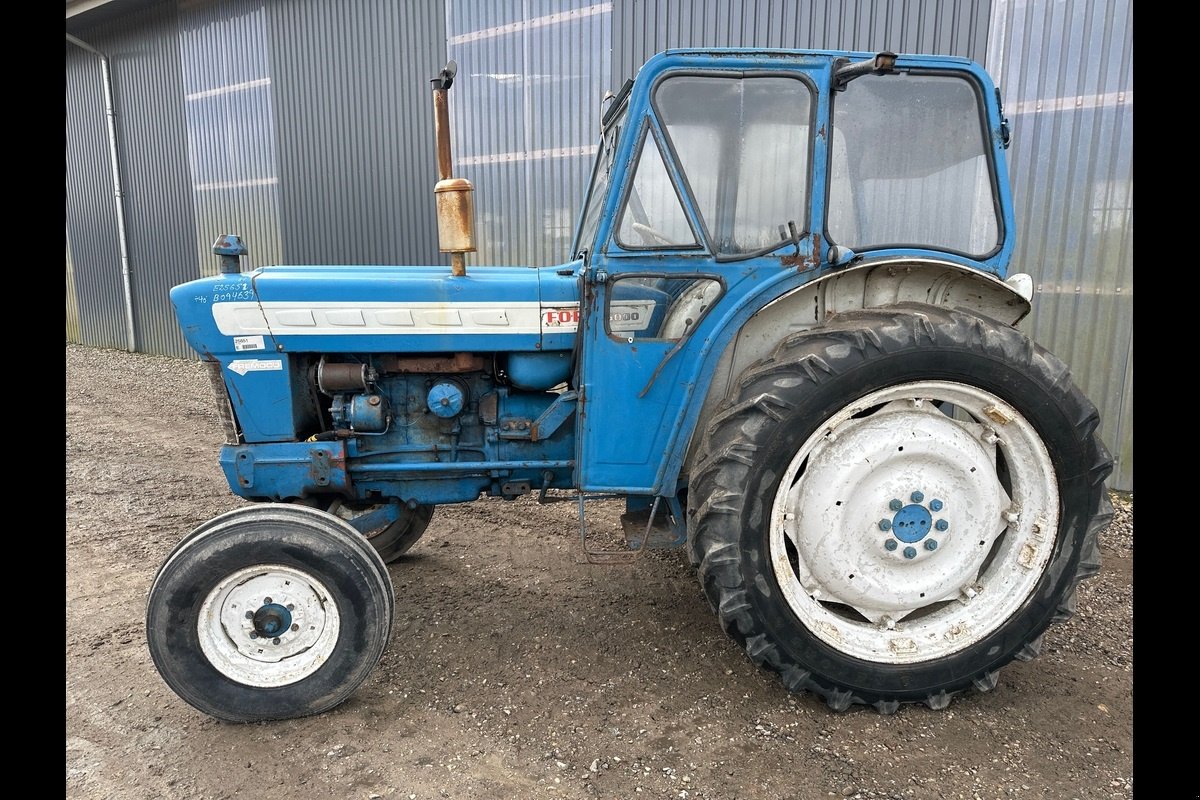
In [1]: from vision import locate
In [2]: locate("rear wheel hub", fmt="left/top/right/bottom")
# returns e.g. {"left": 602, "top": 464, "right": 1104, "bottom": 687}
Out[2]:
{"left": 772, "top": 380, "right": 1059, "bottom": 664}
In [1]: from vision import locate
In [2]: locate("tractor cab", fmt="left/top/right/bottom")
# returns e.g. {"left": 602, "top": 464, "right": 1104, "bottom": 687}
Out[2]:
{"left": 572, "top": 50, "right": 1017, "bottom": 494}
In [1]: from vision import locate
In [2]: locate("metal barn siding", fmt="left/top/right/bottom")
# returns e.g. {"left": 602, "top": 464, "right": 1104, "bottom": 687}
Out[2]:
{"left": 67, "top": 1, "right": 202, "bottom": 359}
{"left": 179, "top": 0, "right": 284, "bottom": 277}
{"left": 986, "top": 0, "right": 1133, "bottom": 491}
{"left": 446, "top": 1, "right": 613, "bottom": 267}
{"left": 66, "top": 226, "right": 82, "bottom": 344}
{"left": 612, "top": 0, "right": 992, "bottom": 83}
{"left": 265, "top": 0, "right": 446, "bottom": 266}
{"left": 66, "top": 41, "right": 133, "bottom": 352}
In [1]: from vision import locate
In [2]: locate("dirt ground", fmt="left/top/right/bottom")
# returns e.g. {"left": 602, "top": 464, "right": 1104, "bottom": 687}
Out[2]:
{"left": 66, "top": 344, "right": 1133, "bottom": 800}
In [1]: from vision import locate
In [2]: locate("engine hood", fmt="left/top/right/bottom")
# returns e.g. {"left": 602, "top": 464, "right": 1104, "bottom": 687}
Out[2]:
{"left": 170, "top": 261, "right": 582, "bottom": 358}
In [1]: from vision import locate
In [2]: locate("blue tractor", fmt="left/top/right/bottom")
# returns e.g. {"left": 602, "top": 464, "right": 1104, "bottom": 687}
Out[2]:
{"left": 147, "top": 50, "right": 1112, "bottom": 721}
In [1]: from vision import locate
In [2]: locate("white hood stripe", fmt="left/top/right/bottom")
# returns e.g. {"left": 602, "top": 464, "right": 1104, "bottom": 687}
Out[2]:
{"left": 213, "top": 301, "right": 581, "bottom": 337}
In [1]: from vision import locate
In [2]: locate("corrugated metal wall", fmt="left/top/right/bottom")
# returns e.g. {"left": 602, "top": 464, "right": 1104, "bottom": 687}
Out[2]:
{"left": 267, "top": 0, "right": 445, "bottom": 266}
{"left": 986, "top": 0, "right": 1133, "bottom": 490}
{"left": 66, "top": 40, "right": 137, "bottom": 352}
{"left": 447, "top": 1, "right": 612, "bottom": 267}
{"left": 613, "top": 0, "right": 991, "bottom": 80}
{"left": 66, "top": 0, "right": 445, "bottom": 360}
{"left": 66, "top": 0, "right": 201, "bottom": 358}
{"left": 179, "top": 0, "right": 284, "bottom": 276}
{"left": 66, "top": 224, "right": 82, "bottom": 344}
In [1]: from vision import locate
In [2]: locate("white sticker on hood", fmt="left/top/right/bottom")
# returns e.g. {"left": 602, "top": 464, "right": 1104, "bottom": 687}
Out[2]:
{"left": 233, "top": 335, "right": 266, "bottom": 351}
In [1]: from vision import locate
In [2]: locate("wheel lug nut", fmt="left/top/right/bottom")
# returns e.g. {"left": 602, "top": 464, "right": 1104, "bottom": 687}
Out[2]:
{"left": 925, "top": 539, "right": 938, "bottom": 551}
{"left": 264, "top": 597, "right": 273, "bottom": 604}
{"left": 272, "top": 637, "right": 281, "bottom": 645}
{"left": 884, "top": 539, "right": 898, "bottom": 551}
{"left": 287, "top": 604, "right": 295, "bottom": 611}
{"left": 878, "top": 519, "right": 892, "bottom": 531}
{"left": 291, "top": 624, "right": 300, "bottom": 632}
{"left": 889, "top": 499, "right": 903, "bottom": 511}
{"left": 935, "top": 519, "right": 949, "bottom": 531}
{"left": 903, "top": 546, "right": 917, "bottom": 559}
{"left": 249, "top": 632, "right": 259, "bottom": 639}
{"left": 930, "top": 499, "right": 943, "bottom": 511}
{"left": 245, "top": 611, "right": 253, "bottom": 619}
{"left": 910, "top": 491, "right": 924, "bottom": 503}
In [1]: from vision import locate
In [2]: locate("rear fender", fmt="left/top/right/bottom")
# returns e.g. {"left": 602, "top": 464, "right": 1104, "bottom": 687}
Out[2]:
{"left": 676, "top": 257, "right": 1033, "bottom": 480}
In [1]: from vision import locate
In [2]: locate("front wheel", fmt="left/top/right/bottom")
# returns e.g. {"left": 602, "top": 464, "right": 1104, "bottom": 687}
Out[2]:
{"left": 688, "top": 304, "right": 1112, "bottom": 712}
{"left": 146, "top": 504, "right": 395, "bottom": 722}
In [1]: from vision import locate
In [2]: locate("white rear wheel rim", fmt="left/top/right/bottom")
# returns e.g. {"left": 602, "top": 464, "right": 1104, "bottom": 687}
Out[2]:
{"left": 769, "top": 380, "right": 1059, "bottom": 664}
{"left": 197, "top": 564, "right": 341, "bottom": 687}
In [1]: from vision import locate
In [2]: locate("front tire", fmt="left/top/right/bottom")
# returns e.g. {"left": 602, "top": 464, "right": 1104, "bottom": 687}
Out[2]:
{"left": 146, "top": 504, "right": 395, "bottom": 722}
{"left": 688, "top": 304, "right": 1112, "bottom": 712}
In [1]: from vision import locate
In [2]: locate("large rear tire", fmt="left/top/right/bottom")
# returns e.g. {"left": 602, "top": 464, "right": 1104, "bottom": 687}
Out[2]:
{"left": 688, "top": 304, "right": 1112, "bottom": 712}
{"left": 146, "top": 504, "right": 395, "bottom": 722}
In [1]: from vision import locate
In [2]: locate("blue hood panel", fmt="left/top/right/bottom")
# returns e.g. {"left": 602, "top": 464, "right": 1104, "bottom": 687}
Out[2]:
{"left": 171, "top": 262, "right": 582, "bottom": 357}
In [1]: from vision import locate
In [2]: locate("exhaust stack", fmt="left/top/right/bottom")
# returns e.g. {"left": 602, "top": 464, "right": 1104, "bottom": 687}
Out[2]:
{"left": 431, "top": 60, "right": 476, "bottom": 277}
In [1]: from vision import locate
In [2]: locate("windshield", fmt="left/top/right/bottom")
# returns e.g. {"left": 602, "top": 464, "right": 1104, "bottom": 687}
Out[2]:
{"left": 827, "top": 72, "right": 1001, "bottom": 257}
{"left": 655, "top": 74, "right": 813, "bottom": 257}
{"left": 573, "top": 105, "right": 627, "bottom": 257}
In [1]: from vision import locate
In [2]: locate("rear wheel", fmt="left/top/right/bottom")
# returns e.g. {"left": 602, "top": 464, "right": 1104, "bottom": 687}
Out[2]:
{"left": 326, "top": 499, "right": 435, "bottom": 563}
{"left": 146, "top": 504, "right": 395, "bottom": 722}
{"left": 688, "top": 304, "right": 1112, "bottom": 711}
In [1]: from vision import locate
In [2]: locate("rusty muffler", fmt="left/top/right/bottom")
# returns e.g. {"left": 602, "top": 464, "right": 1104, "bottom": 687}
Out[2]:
{"left": 431, "top": 60, "right": 476, "bottom": 277}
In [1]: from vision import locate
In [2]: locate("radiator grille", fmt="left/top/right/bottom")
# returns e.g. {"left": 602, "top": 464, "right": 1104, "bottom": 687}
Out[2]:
{"left": 204, "top": 359, "right": 242, "bottom": 445}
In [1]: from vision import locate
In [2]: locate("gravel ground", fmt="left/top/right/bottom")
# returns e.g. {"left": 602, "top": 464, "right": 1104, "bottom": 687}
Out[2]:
{"left": 66, "top": 344, "right": 1133, "bottom": 800}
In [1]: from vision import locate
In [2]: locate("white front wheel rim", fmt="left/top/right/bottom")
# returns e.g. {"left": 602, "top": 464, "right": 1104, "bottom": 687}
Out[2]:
{"left": 197, "top": 564, "right": 341, "bottom": 687}
{"left": 770, "top": 380, "right": 1059, "bottom": 664}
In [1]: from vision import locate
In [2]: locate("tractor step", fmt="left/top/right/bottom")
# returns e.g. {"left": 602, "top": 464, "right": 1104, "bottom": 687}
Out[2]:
{"left": 575, "top": 495, "right": 687, "bottom": 564}
{"left": 620, "top": 508, "right": 686, "bottom": 549}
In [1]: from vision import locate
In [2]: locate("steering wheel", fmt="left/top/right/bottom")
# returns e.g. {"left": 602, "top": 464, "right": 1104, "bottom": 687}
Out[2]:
{"left": 631, "top": 221, "right": 676, "bottom": 247}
